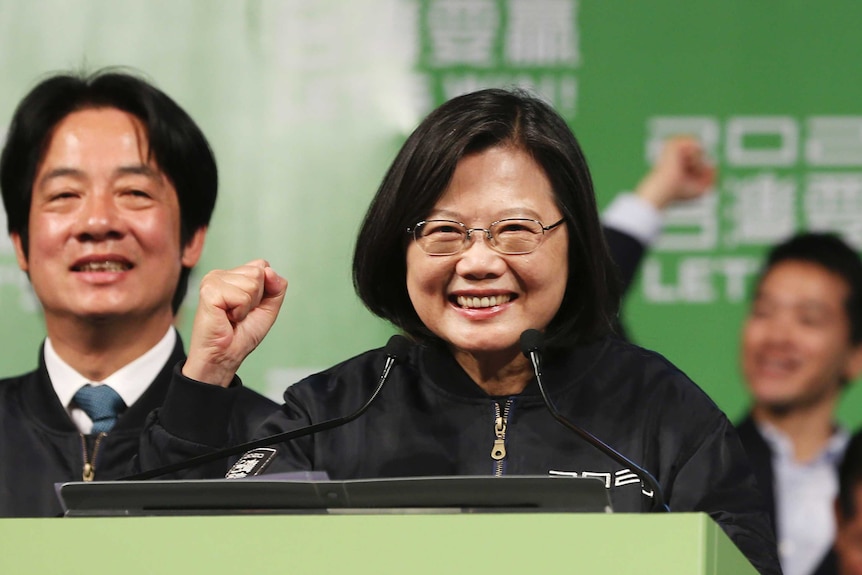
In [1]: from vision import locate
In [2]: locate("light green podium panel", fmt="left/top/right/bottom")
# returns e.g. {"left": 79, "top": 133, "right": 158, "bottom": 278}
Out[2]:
{"left": 0, "top": 513, "right": 756, "bottom": 574}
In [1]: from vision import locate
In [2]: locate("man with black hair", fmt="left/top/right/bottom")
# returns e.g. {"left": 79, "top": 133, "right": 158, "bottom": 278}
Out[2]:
{"left": 0, "top": 69, "right": 277, "bottom": 517}
{"left": 738, "top": 233, "right": 862, "bottom": 575}
{"left": 605, "top": 176, "right": 862, "bottom": 575}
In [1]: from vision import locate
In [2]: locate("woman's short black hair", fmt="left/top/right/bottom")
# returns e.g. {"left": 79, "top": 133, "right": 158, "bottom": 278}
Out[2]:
{"left": 0, "top": 68, "right": 218, "bottom": 313}
{"left": 353, "top": 88, "right": 620, "bottom": 349}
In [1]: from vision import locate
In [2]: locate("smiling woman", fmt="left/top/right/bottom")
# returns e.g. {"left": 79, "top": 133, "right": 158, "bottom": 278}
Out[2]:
{"left": 142, "top": 88, "right": 781, "bottom": 575}
{"left": 402, "top": 146, "right": 569, "bottom": 394}
{"left": 354, "top": 89, "right": 617, "bottom": 356}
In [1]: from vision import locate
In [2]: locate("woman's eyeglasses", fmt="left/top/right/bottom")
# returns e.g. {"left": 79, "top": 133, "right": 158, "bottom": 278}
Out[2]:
{"left": 408, "top": 217, "right": 565, "bottom": 256}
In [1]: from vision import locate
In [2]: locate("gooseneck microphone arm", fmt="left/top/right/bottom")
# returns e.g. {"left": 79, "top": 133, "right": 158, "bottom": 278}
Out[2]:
{"left": 520, "top": 329, "right": 670, "bottom": 512}
{"left": 125, "top": 335, "right": 412, "bottom": 481}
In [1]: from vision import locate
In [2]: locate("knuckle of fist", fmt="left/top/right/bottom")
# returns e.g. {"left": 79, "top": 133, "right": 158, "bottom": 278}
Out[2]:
{"left": 250, "top": 266, "right": 266, "bottom": 282}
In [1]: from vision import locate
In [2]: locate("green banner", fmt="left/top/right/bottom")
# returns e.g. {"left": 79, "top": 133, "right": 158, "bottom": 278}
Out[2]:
{"left": 1, "top": 0, "right": 860, "bottom": 427}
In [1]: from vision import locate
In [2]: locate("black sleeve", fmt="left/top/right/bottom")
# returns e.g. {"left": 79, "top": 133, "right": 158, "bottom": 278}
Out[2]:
{"left": 603, "top": 225, "right": 647, "bottom": 296}
{"left": 735, "top": 414, "right": 777, "bottom": 527}
{"left": 135, "top": 362, "right": 277, "bottom": 479}
{"left": 664, "top": 403, "right": 782, "bottom": 575}
{"left": 603, "top": 226, "right": 648, "bottom": 341}
{"left": 247, "top": 386, "right": 318, "bottom": 474}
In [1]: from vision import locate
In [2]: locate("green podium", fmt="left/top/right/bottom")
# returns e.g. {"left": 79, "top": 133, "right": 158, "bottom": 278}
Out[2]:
{"left": 0, "top": 513, "right": 755, "bottom": 574}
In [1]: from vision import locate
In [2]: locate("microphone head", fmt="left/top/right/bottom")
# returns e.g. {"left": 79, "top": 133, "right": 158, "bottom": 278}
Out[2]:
{"left": 520, "top": 329, "right": 545, "bottom": 358}
{"left": 384, "top": 335, "right": 411, "bottom": 360}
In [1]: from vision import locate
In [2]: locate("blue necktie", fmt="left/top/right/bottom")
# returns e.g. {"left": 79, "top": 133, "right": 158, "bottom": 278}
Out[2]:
{"left": 73, "top": 384, "right": 126, "bottom": 434}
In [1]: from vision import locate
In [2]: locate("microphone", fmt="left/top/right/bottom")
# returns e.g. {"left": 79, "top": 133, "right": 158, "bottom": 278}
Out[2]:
{"left": 520, "top": 329, "right": 669, "bottom": 512}
{"left": 125, "top": 335, "right": 412, "bottom": 480}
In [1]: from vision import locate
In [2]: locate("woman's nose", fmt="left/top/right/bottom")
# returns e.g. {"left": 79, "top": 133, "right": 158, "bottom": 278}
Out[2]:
{"left": 455, "top": 233, "right": 507, "bottom": 279}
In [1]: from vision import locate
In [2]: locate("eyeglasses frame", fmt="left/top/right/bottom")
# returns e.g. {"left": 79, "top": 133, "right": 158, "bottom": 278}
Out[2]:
{"left": 407, "top": 216, "right": 566, "bottom": 256}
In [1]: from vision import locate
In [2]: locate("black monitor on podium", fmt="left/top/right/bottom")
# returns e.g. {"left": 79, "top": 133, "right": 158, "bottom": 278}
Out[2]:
{"left": 57, "top": 474, "right": 613, "bottom": 517}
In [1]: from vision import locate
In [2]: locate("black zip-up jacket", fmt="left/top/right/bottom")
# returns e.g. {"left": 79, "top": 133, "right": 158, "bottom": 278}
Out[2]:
{"left": 0, "top": 337, "right": 277, "bottom": 517}
{"left": 143, "top": 336, "right": 781, "bottom": 575}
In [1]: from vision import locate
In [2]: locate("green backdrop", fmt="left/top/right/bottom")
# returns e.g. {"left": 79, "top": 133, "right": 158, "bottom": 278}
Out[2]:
{"left": 1, "top": 0, "right": 860, "bottom": 427}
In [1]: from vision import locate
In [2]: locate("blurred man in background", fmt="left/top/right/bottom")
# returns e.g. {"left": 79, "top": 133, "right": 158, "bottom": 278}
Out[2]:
{"left": 604, "top": 137, "right": 862, "bottom": 575}
{"left": 738, "top": 232, "right": 862, "bottom": 575}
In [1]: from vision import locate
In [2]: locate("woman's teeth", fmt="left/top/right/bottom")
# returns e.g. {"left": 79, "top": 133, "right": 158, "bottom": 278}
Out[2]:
{"left": 456, "top": 294, "right": 512, "bottom": 308}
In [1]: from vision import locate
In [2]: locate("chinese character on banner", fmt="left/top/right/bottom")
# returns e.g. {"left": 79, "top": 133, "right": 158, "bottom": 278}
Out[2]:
{"left": 725, "top": 117, "right": 798, "bottom": 167}
{"left": 806, "top": 117, "right": 862, "bottom": 167}
{"left": 805, "top": 172, "right": 862, "bottom": 249}
{"left": 427, "top": 0, "right": 500, "bottom": 67}
{"left": 724, "top": 172, "right": 797, "bottom": 247}
{"left": 654, "top": 195, "right": 719, "bottom": 252}
{"left": 505, "top": 0, "right": 580, "bottom": 66}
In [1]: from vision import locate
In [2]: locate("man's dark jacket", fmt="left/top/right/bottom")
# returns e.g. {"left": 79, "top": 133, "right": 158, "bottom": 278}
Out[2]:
{"left": 0, "top": 337, "right": 277, "bottom": 517}
{"left": 738, "top": 414, "right": 840, "bottom": 575}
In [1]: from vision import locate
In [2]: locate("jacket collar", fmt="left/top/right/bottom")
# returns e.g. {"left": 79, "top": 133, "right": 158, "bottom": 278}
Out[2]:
{"left": 23, "top": 336, "right": 186, "bottom": 433}
{"left": 417, "top": 337, "right": 613, "bottom": 400}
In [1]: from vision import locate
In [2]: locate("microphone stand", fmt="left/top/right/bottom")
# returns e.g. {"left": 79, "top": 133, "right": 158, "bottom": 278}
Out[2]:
{"left": 521, "top": 330, "right": 670, "bottom": 512}
{"left": 124, "top": 335, "right": 410, "bottom": 481}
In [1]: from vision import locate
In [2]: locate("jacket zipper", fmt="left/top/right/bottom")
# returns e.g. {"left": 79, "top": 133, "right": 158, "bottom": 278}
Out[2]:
{"left": 80, "top": 433, "right": 106, "bottom": 482}
{"left": 490, "top": 399, "right": 512, "bottom": 476}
